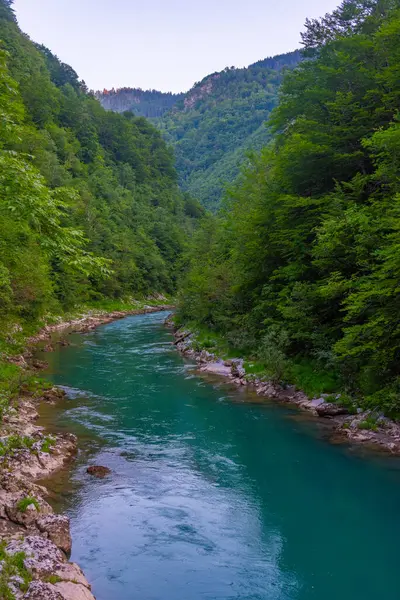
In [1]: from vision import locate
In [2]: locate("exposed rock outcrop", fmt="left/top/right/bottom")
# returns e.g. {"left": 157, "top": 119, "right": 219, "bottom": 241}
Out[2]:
{"left": 37, "top": 514, "right": 72, "bottom": 554}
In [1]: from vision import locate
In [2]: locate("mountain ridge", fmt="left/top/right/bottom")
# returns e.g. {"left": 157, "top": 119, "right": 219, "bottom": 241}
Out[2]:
{"left": 96, "top": 50, "right": 302, "bottom": 209}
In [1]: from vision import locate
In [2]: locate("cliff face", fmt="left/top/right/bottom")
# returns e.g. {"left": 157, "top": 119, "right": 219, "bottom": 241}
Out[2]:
{"left": 96, "top": 88, "right": 183, "bottom": 118}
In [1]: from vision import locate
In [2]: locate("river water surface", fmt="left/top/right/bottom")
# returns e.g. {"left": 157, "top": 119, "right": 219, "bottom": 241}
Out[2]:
{"left": 41, "top": 311, "right": 400, "bottom": 600}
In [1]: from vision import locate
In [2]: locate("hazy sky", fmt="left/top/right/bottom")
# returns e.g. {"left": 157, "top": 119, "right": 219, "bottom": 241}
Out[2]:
{"left": 14, "top": 0, "right": 340, "bottom": 93}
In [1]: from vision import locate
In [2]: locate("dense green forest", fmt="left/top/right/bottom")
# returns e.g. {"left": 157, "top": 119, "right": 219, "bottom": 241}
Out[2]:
{"left": 98, "top": 51, "right": 301, "bottom": 210}
{"left": 178, "top": 0, "right": 400, "bottom": 415}
{"left": 159, "top": 51, "right": 301, "bottom": 210}
{"left": 96, "top": 88, "right": 183, "bottom": 118}
{"left": 0, "top": 0, "right": 201, "bottom": 342}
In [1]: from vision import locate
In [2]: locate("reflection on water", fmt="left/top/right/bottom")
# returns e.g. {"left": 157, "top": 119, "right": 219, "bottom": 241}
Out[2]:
{"left": 40, "top": 312, "right": 400, "bottom": 600}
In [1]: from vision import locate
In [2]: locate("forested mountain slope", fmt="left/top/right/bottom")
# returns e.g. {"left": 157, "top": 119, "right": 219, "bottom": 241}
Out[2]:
{"left": 0, "top": 0, "right": 200, "bottom": 335}
{"left": 159, "top": 51, "right": 301, "bottom": 210}
{"left": 96, "top": 88, "right": 183, "bottom": 118}
{"left": 178, "top": 0, "right": 400, "bottom": 415}
{"left": 97, "top": 51, "right": 302, "bottom": 210}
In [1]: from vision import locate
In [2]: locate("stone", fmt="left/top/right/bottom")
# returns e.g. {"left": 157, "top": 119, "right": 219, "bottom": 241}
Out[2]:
{"left": 7, "top": 536, "right": 65, "bottom": 579}
{"left": 23, "top": 582, "right": 64, "bottom": 600}
{"left": 31, "top": 359, "right": 48, "bottom": 370}
{"left": 86, "top": 465, "right": 111, "bottom": 478}
{"left": 315, "top": 403, "right": 349, "bottom": 417}
{"left": 37, "top": 514, "right": 72, "bottom": 554}
{"left": 6, "top": 494, "right": 52, "bottom": 527}
{"left": 54, "top": 582, "right": 96, "bottom": 600}
{"left": 231, "top": 360, "right": 245, "bottom": 378}
{"left": 55, "top": 563, "right": 91, "bottom": 588}
{"left": 310, "top": 398, "right": 326, "bottom": 407}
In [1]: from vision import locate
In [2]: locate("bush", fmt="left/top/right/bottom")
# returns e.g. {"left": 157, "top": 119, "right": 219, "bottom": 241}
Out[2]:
{"left": 257, "top": 326, "right": 289, "bottom": 383}
{"left": 16, "top": 496, "right": 40, "bottom": 513}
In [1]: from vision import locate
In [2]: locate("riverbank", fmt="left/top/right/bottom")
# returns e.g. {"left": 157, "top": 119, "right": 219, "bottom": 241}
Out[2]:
{"left": 173, "top": 326, "right": 400, "bottom": 455}
{"left": 0, "top": 304, "right": 173, "bottom": 600}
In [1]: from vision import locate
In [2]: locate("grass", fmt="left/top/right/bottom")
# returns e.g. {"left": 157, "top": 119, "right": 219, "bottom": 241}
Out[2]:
{"left": 40, "top": 435, "right": 55, "bottom": 454}
{"left": 358, "top": 414, "right": 379, "bottom": 431}
{"left": 0, "top": 435, "right": 34, "bottom": 459}
{"left": 43, "top": 575, "right": 62, "bottom": 584}
{"left": 16, "top": 496, "right": 40, "bottom": 513}
{"left": 181, "top": 324, "right": 341, "bottom": 397}
{"left": 0, "top": 541, "right": 31, "bottom": 599}
{"left": 288, "top": 359, "right": 340, "bottom": 397}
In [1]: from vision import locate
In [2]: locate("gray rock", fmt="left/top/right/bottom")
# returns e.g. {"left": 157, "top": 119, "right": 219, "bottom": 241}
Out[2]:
{"left": 37, "top": 514, "right": 72, "bottom": 554}
{"left": 310, "top": 398, "right": 326, "bottom": 407}
{"left": 6, "top": 494, "right": 52, "bottom": 527}
{"left": 7, "top": 536, "right": 65, "bottom": 578}
{"left": 316, "top": 403, "right": 349, "bottom": 417}
{"left": 23, "top": 581, "right": 64, "bottom": 600}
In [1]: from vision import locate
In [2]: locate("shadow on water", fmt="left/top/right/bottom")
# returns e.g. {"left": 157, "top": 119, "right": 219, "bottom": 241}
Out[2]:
{"left": 38, "top": 312, "right": 400, "bottom": 600}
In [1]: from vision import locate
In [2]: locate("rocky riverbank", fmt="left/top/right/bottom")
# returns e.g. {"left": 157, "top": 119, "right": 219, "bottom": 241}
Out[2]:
{"left": 173, "top": 327, "right": 400, "bottom": 455}
{"left": 0, "top": 306, "right": 173, "bottom": 600}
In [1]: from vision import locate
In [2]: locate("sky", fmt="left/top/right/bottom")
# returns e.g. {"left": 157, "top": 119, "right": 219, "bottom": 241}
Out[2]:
{"left": 13, "top": 0, "right": 340, "bottom": 93}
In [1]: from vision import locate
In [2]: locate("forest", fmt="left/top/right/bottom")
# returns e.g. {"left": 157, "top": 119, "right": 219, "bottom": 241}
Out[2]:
{"left": 0, "top": 0, "right": 202, "bottom": 352}
{"left": 96, "top": 88, "right": 183, "bottom": 119}
{"left": 2, "top": 0, "right": 400, "bottom": 418}
{"left": 178, "top": 0, "right": 400, "bottom": 415}
{"left": 98, "top": 51, "right": 301, "bottom": 210}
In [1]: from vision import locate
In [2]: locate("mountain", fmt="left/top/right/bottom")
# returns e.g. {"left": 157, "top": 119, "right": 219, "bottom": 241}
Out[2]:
{"left": 178, "top": 0, "right": 400, "bottom": 413}
{"left": 0, "top": 0, "right": 201, "bottom": 330}
{"left": 97, "top": 50, "right": 302, "bottom": 210}
{"left": 96, "top": 88, "right": 184, "bottom": 118}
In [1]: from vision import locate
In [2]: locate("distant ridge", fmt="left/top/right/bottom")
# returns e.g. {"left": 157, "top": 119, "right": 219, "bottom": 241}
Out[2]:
{"left": 98, "top": 49, "right": 302, "bottom": 209}
{"left": 96, "top": 88, "right": 184, "bottom": 118}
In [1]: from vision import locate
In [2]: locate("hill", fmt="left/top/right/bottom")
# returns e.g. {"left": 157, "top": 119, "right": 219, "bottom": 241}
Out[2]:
{"left": 97, "top": 50, "right": 301, "bottom": 209}
{"left": 0, "top": 0, "right": 201, "bottom": 333}
{"left": 178, "top": 0, "right": 400, "bottom": 414}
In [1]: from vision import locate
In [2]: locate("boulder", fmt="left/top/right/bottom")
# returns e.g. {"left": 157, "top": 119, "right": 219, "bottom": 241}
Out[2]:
{"left": 86, "top": 465, "right": 111, "bottom": 478}
{"left": 54, "top": 582, "right": 95, "bottom": 600}
{"left": 54, "top": 563, "right": 91, "bottom": 588}
{"left": 23, "top": 582, "right": 63, "bottom": 600}
{"left": 315, "top": 402, "right": 349, "bottom": 417}
{"left": 37, "top": 514, "right": 72, "bottom": 554}
{"left": 7, "top": 536, "right": 65, "bottom": 579}
{"left": 6, "top": 494, "right": 52, "bottom": 527}
{"left": 230, "top": 360, "right": 245, "bottom": 378}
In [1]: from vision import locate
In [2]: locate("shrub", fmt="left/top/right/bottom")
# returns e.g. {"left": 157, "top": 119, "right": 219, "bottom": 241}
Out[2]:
{"left": 16, "top": 496, "right": 40, "bottom": 513}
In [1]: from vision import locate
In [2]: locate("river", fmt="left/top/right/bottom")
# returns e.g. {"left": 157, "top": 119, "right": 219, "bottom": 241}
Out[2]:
{"left": 39, "top": 311, "right": 400, "bottom": 600}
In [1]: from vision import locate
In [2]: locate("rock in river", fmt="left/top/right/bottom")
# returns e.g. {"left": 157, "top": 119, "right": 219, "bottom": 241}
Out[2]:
{"left": 86, "top": 465, "right": 111, "bottom": 478}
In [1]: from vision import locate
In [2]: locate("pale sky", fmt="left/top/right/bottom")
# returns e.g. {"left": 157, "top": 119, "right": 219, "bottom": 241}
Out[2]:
{"left": 14, "top": 0, "right": 340, "bottom": 93}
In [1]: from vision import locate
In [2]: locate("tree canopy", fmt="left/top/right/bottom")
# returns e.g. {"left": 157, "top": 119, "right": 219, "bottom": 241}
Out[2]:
{"left": 0, "top": 0, "right": 201, "bottom": 327}
{"left": 178, "top": 0, "right": 400, "bottom": 415}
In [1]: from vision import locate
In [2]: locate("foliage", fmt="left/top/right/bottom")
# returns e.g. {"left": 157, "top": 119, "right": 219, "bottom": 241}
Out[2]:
{"left": 158, "top": 51, "right": 301, "bottom": 210}
{"left": 0, "top": 0, "right": 201, "bottom": 352}
{"left": 178, "top": 0, "right": 400, "bottom": 415}
{"left": 101, "top": 51, "right": 302, "bottom": 210}
{"left": 358, "top": 414, "right": 379, "bottom": 430}
{"left": 0, "top": 541, "right": 31, "bottom": 600}
{"left": 0, "top": 435, "right": 34, "bottom": 458}
{"left": 16, "top": 496, "right": 40, "bottom": 513}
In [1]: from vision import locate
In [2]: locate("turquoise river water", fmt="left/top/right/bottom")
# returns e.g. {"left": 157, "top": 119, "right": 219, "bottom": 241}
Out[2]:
{"left": 40, "top": 311, "right": 400, "bottom": 600}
